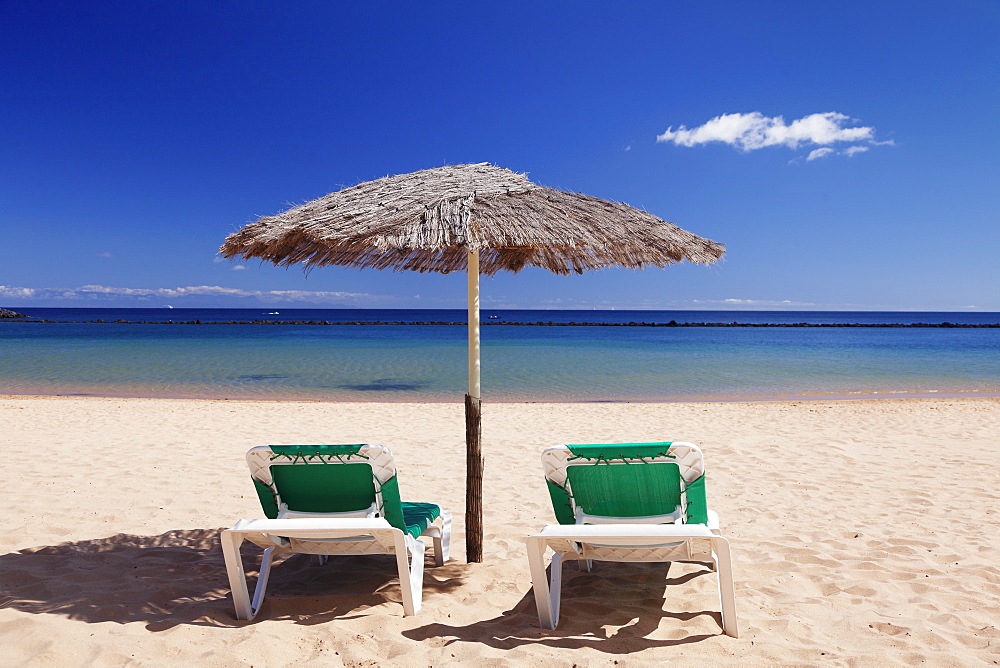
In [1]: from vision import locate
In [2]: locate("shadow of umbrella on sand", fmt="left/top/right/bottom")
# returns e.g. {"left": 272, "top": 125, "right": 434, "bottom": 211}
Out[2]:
{"left": 219, "top": 163, "right": 725, "bottom": 563}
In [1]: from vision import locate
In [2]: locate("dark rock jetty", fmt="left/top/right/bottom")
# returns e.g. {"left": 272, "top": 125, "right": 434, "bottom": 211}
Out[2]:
{"left": 8, "top": 317, "right": 999, "bottom": 328}
{"left": 0, "top": 308, "right": 27, "bottom": 318}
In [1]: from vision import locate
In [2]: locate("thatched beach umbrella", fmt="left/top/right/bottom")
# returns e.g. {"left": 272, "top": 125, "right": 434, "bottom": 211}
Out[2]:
{"left": 220, "top": 163, "right": 724, "bottom": 562}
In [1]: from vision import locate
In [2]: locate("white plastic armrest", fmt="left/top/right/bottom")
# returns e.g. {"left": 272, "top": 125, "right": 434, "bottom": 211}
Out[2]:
{"left": 277, "top": 502, "right": 379, "bottom": 520}
{"left": 533, "top": 523, "right": 717, "bottom": 543}
{"left": 226, "top": 517, "right": 396, "bottom": 541}
{"left": 575, "top": 504, "right": 684, "bottom": 525}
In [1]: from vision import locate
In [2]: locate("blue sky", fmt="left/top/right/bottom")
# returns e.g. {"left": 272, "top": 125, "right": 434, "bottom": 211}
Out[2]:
{"left": 2, "top": 1, "right": 998, "bottom": 311}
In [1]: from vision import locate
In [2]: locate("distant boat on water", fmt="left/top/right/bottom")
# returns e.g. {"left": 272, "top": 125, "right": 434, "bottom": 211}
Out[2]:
{"left": 267, "top": 311, "right": 280, "bottom": 315}
{"left": 164, "top": 305, "right": 174, "bottom": 309}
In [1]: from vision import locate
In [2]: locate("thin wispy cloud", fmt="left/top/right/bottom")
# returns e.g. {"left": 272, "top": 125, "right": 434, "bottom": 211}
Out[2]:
{"left": 0, "top": 284, "right": 379, "bottom": 305}
{"left": 691, "top": 298, "right": 819, "bottom": 308}
{"left": 842, "top": 145, "right": 870, "bottom": 157}
{"left": 806, "top": 148, "right": 835, "bottom": 161}
{"left": 803, "top": 144, "right": 873, "bottom": 163}
{"left": 657, "top": 112, "right": 892, "bottom": 162}
{"left": 722, "top": 298, "right": 815, "bottom": 307}
{"left": 484, "top": 296, "right": 826, "bottom": 310}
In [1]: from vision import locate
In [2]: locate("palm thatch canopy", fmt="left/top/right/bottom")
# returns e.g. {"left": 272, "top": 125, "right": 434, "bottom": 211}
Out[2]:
{"left": 220, "top": 163, "right": 724, "bottom": 275}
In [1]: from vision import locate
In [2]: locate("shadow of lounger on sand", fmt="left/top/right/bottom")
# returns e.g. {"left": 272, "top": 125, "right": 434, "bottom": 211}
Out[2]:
{"left": 0, "top": 529, "right": 465, "bottom": 631}
{"left": 404, "top": 561, "right": 728, "bottom": 653}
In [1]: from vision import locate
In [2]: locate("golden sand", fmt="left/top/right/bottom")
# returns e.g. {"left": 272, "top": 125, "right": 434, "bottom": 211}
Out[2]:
{"left": 1, "top": 396, "right": 998, "bottom": 665}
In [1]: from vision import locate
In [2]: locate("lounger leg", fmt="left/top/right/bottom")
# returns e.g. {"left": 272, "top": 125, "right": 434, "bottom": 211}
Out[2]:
{"left": 221, "top": 531, "right": 252, "bottom": 620}
{"left": 550, "top": 551, "right": 565, "bottom": 625}
{"left": 432, "top": 510, "right": 452, "bottom": 566}
{"left": 221, "top": 531, "right": 274, "bottom": 621}
{"left": 711, "top": 537, "right": 739, "bottom": 638}
{"left": 526, "top": 537, "right": 563, "bottom": 630}
{"left": 250, "top": 546, "right": 276, "bottom": 619}
{"left": 394, "top": 534, "right": 425, "bottom": 616}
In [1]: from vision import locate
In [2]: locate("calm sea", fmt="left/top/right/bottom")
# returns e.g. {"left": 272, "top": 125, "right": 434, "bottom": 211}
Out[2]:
{"left": 1, "top": 308, "right": 998, "bottom": 402}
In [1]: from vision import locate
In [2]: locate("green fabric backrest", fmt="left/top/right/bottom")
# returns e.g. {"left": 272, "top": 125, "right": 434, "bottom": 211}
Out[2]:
{"left": 567, "top": 442, "right": 675, "bottom": 460}
{"left": 271, "top": 463, "right": 376, "bottom": 513}
{"left": 377, "top": 475, "right": 407, "bottom": 533}
{"left": 253, "top": 444, "right": 408, "bottom": 533}
{"left": 566, "top": 461, "right": 683, "bottom": 518}
{"left": 253, "top": 478, "right": 281, "bottom": 519}
{"left": 546, "top": 479, "right": 576, "bottom": 525}
{"left": 545, "top": 442, "right": 712, "bottom": 526}
{"left": 685, "top": 473, "right": 709, "bottom": 525}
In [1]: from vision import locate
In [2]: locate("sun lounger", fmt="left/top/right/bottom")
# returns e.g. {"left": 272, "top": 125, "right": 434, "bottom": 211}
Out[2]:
{"left": 526, "top": 442, "right": 737, "bottom": 637}
{"left": 221, "top": 444, "right": 451, "bottom": 620}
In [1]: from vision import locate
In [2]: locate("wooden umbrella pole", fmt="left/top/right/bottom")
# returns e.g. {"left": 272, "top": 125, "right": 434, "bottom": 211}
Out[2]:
{"left": 465, "top": 248, "right": 483, "bottom": 563}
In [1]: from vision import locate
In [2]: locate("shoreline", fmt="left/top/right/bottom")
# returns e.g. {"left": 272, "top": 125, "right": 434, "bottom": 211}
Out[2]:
{"left": 3, "top": 386, "right": 1000, "bottom": 404}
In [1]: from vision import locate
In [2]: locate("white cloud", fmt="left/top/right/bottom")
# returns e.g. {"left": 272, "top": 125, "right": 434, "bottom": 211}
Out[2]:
{"left": 688, "top": 298, "right": 818, "bottom": 308}
{"left": 96, "top": 251, "right": 115, "bottom": 258}
{"left": 721, "top": 298, "right": 811, "bottom": 306}
{"left": 657, "top": 112, "right": 890, "bottom": 162}
{"left": 791, "top": 144, "right": 873, "bottom": 165}
{"left": 0, "top": 284, "right": 380, "bottom": 305}
{"left": 0, "top": 285, "right": 37, "bottom": 298}
{"left": 806, "top": 148, "right": 836, "bottom": 161}
{"left": 232, "top": 265, "right": 247, "bottom": 271}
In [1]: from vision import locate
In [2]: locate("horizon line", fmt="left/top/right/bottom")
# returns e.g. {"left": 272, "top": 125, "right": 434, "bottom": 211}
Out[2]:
{"left": 5, "top": 305, "right": 997, "bottom": 313}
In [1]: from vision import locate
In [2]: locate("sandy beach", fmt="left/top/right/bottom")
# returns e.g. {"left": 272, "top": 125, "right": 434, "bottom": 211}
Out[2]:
{"left": 1, "top": 395, "right": 998, "bottom": 666}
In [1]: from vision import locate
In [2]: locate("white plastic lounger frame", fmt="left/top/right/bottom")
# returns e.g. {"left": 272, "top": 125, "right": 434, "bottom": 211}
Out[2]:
{"left": 526, "top": 524, "right": 737, "bottom": 637}
{"left": 221, "top": 516, "right": 450, "bottom": 619}
{"left": 528, "top": 442, "right": 738, "bottom": 637}
{"left": 221, "top": 444, "right": 451, "bottom": 620}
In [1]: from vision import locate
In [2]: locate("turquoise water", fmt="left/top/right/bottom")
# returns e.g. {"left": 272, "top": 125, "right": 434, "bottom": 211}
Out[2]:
{"left": 1, "top": 309, "right": 998, "bottom": 401}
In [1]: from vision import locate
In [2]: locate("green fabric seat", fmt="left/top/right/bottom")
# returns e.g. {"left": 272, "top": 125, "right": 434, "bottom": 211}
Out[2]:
{"left": 401, "top": 502, "right": 442, "bottom": 540}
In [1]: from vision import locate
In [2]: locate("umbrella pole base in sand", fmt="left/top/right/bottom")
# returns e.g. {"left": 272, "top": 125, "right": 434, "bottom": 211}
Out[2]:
{"left": 465, "top": 393, "right": 483, "bottom": 563}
